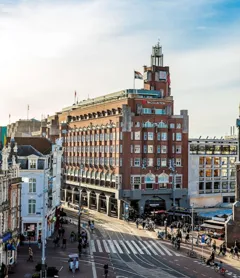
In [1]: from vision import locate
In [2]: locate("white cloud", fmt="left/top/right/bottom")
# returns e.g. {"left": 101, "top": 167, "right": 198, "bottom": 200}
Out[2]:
{"left": 0, "top": 0, "right": 239, "bottom": 137}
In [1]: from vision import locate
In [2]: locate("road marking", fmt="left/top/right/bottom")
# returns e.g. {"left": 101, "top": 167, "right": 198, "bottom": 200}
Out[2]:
{"left": 113, "top": 240, "right": 123, "bottom": 254}
{"left": 125, "top": 241, "right": 138, "bottom": 254}
{"left": 96, "top": 240, "right": 103, "bottom": 252}
{"left": 102, "top": 240, "right": 110, "bottom": 253}
{"left": 119, "top": 240, "right": 130, "bottom": 254}
{"left": 90, "top": 240, "right": 96, "bottom": 253}
{"left": 108, "top": 240, "right": 117, "bottom": 253}
{"left": 149, "top": 240, "right": 165, "bottom": 256}
{"left": 144, "top": 241, "right": 158, "bottom": 255}
{"left": 157, "top": 242, "right": 173, "bottom": 256}
{"left": 138, "top": 240, "right": 151, "bottom": 255}
{"left": 131, "top": 240, "right": 144, "bottom": 255}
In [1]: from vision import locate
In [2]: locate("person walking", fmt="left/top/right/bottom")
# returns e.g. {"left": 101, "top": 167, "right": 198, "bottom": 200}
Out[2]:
{"left": 90, "top": 222, "right": 94, "bottom": 233}
{"left": 103, "top": 264, "right": 109, "bottom": 278}
{"left": 136, "top": 219, "right": 139, "bottom": 229}
{"left": 62, "top": 236, "right": 67, "bottom": 250}
{"left": 230, "top": 246, "right": 234, "bottom": 258}
{"left": 218, "top": 244, "right": 223, "bottom": 256}
{"left": 37, "top": 236, "right": 42, "bottom": 249}
{"left": 27, "top": 247, "right": 33, "bottom": 262}
{"left": 234, "top": 244, "right": 239, "bottom": 259}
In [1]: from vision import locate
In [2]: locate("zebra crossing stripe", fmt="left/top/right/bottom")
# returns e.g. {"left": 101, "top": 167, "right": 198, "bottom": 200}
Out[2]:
{"left": 96, "top": 240, "right": 103, "bottom": 253}
{"left": 156, "top": 242, "right": 173, "bottom": 256}
{"left": 102, "top": 240, "right": 110, "bottom": 253}
{"left": 131, "top": 240, "right": 144, "bottom": 255}
{"left": 113, "top": 240, "right": 123, "bottom": 254}
{"left": 90, "top": 240, "right": 96, "bottom": 253}
{"left": 119, "top": 240, "right": 130, "bottom": 254}
{"left": 108, "top": 240, "right": 117, "bottom": 253}
{"left": 149, "top": 241, "right": 165, "bottom": 255}
{"left": 144, "top": 241, "right": 158, "bottom": 255}
{"left": 126, "top": 241, "right": 138, "bottom": 254}
{"left": 138, "top": 240, "right": 151, "bottom": 255}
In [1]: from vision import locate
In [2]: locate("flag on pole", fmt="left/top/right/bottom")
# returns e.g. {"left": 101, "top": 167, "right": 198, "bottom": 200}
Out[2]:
{"left": 134, "top": 71, "right": 143, "bottom": 80}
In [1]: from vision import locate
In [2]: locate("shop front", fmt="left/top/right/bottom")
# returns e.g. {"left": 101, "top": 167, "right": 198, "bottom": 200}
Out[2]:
{"left": 21, "top": 218, "right": 42, "bottom": 243}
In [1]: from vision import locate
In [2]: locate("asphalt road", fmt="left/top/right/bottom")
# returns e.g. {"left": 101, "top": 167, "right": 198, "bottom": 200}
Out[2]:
{"left": 67, "top": 208, "right": 240, "bottom": 278}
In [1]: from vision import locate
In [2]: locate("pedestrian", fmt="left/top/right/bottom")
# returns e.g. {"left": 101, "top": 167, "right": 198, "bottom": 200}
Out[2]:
{"left": 142, "top": 221, "right": 146, "bottom": 230}
{"left": 103, "top": 264, "right": 108, "bottom": 278}
{"left": 212, "top": 240, "right": 217, "bottom": 252}
{"left": 62, "top": 228, "right": 65, "bottom": 237}
{"left": 222, "top": 243, "right": 227, "bottom": 256}
{"left": 37, "top": 236, "right": 42, "bottom": 249}
{"left": 230, "top": 246, "right": 234, "bottom": 258}
{"left": 88, "top": 220, "right": 91, "bottom": 227}
{"left": 27, "top": 247, "right": 33, "bottom": 262}
{"left": 234, "top": 244, "right": 239, "bottom": 259}
{"left": 90, "top": 223, "right": 94, "bottom": 233}
{"left": 136, "top": 219, "right": 139, "bottom": 229}
{"left": 62, "top": 236, "right": 67, "bottom": 250}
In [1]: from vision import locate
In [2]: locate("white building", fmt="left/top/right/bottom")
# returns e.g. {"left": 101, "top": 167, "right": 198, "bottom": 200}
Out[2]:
{"left": 18, "top": 139, "right": 62, "bottom": 243}
{"left": 188, "top": 138, "right": 238, "bottom": 208}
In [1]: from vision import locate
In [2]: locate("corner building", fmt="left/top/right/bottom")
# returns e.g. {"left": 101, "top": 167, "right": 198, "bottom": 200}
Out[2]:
{"left": 59, "top": 43, "right": 189, "bottom": 218}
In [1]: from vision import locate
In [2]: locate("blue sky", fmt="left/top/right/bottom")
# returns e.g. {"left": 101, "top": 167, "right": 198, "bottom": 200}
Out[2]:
{"left": 0, "top": 0, "right": 239, "bottom": 137}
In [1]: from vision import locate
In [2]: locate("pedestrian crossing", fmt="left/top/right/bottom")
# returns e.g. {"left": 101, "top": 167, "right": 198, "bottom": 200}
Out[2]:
{"left": 90, "top": 239, "right": 181, "bottom": 257}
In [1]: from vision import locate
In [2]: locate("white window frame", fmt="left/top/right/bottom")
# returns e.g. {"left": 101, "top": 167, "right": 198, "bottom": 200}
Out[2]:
{"left": 161, "top": 145, "right": 167, "bottom": 154}
{"left": 28, "top": 199, "right": 36, "bottom": 214}
{"left": 134, "top": 158, "right": 141, "bottom": 167}
{"left": 134, "top": 131, "right": 141, "bottom": 140}
{"left": 148, "top": 145, "right": 154, "bottom": 153}
{"left": 29, "top": 159, "right": 37, "bottom": 169}
{"left": 176, "top": 133, "right": 182, "bottom": 141}
{"left": 29, "top": 178, "right": 37, "bottom": 193}
{"left": 176, "top": 158, "right": 181, "bottom": 166}
{"left": 134, "top": 145, "right": 141, "bottom": 153}
{"left": 170, "top": 123, "right": 175, "bottom": 128}
{"left": 148, "top": 132, "right": 154, "bottom": 140}
{"left": 161, "top": 158, "right": 167, "bottom": 167}
{"left": 176, "top": 145, "right": 182, "bottom": 154}
{"left": 147, "top": 158, "right": 153, "bottom": 167}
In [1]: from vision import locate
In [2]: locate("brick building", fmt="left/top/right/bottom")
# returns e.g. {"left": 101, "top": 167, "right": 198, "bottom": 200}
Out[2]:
{"left": 58, "top": 43, "right": 189, "bottom": 218}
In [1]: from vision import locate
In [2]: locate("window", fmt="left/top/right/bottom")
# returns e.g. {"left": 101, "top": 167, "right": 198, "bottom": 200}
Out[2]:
{"left": 134, "top": 131, "right": 141, "bottom": 140}
{"left": 157, "top": 158, "right": 161, "bottom": 166}
{"left": 155, "top": 109, "right": 165, "bottom": 115}
{"left": 28, "top": 199, "right": 36, "bottom": 214}
{"left": 120, "top": 158, "right": 122, "bottom": 167}
{"left": 29, "top": 178, "right": 36, "bottom": 193}
{"left": 170, "top": 123, "right": 175, "bottom": 128}
{"left": 134, "top": 158, "right": 141, "bottom": 167}
{"left": 104, "top": 133, "right": 109, "bottom": 141}
{"left": 161, "top": 132, "right": 167, "bottom": 141}
{"left": 161, "top": 145, "right": 167, "bottom": 153}
{"left": 157, "top": 132, "right": 161, "bottom": 140}
{"left": 176, "top": 123, "right": 181, "bottom": 129}
{"left": 120, "top": 132, "right": 123, "bottom": 140}
{"left": 120, "top": 145, "right": 122, "bottom": 153}
{"left": 147, "top": 158, "right": 153, "bottom": 167}
{"left": 144, "top": 145, "right": 147, "bottom": 153}
{"left": 176, "top": 158, "right": 181, "bottom": 166}
{"left": 157, "top": 146, "right": 161, "bottom": 153}
{"left": 172, "top": 146, "right": 175, "bottom": 153}
{"left": 176, "top": 146, "right": 181, "bottom": 154}
{"left": 176, "top": 133, "right": 182, "bottom": 141}
{"left": 131, "top": 176, "right": 141, "bottom": 190}
{"left": 144, "top": 132, "right": 147, "bottom": 140}
{"left": 143, "top": 108, "right": 151, "bottom": 114}
{"left": 172, "top": 133, "right": 175, "bottom": 141}
{"left": 29, "top": 160, "right": 37, "bottom": 169}
{"left": 105, "top": 146, "right": 109, "bottom": 153}
{"left": 148, "top": 132, "right": 154, "bottom": 140}
{"left": 134, "top": 145, "right": 141, "bottom": 153}
{"left": 148, "top": 145, "right": 154, "bottom": 153}
{"left": 161, "top": 158, "right": 167, "bottom": 167}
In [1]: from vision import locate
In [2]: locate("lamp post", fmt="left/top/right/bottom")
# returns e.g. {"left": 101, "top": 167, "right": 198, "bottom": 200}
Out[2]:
{"left": 191, "top": 204, "right": 194, "bottom": 252}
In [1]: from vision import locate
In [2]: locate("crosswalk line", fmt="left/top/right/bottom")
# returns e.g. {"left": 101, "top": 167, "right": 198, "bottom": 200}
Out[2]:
{"left": 126, "top": 241, "right": 138, "bottom": 254}
{"left": 102, "top": 240, "right": 110, "bottom": 253}
{"left": 113, "top": 240, "right": 123, "bottom": 254}
{"left": 90, "top": 240, "right": 96, "bottom": 253}
{"left": 143, "top": 241, "right": 158, "bottom": 255}
{"left": 156, "top": 242, "right": 173, "bottom": 256}
{"left": 138, "top": 240, "right": 151, "bottom": 255}
{"left": 96, "top": 240, "right": 103, "bottom": 253}
{"left": 131, "top": 240, "right": 144, "bottom": 255}
{"left": 119, "top": 240, "right": 130, "bottom": 254}
{"left": 149, "top": 240, "right": 165, "bottom": 255}
{"left": 108, "top": 240, "right": 117, "bottom": 253}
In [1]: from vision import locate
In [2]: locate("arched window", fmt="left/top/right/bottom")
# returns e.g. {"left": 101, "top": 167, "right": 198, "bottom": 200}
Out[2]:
{"left": 158, "top": 121, "right": 168, "bottom": 128}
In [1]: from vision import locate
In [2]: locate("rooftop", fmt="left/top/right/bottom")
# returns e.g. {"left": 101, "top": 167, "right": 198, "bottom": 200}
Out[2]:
{"left": 17, "top": 145, "right": 43, "bottom": 157}
{"left": 62, "top": 89, "right": 166, "bottom": 112}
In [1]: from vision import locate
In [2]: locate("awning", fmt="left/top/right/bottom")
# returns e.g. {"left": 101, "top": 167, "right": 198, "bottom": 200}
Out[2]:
{"left": 201, "top": 223, "right": 225, "bottom": 230}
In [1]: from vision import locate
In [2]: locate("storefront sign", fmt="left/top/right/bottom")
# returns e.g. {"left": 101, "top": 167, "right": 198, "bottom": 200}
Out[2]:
{"left": 145, "top": 173, "right": 155, "bottom": 184}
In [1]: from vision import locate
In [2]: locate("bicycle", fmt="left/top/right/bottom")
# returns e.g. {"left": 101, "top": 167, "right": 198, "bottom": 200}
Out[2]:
{"left": 214, "top": 265, "right": 226, "bottom": 276}
{"left": 187, "top": 250, "right": 197, "bottom": 258}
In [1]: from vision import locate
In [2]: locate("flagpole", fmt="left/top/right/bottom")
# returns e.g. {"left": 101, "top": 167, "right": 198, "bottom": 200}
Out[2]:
{"left": 27, "top": 105, "right": 29, "bottom": 120}
{"left": 133, "top": 70, "right": 135, "bottom": 90}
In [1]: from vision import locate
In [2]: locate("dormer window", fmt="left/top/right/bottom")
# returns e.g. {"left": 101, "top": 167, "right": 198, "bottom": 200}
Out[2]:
{"left": 29, "top": 159, "right": 37, "bottom": 169}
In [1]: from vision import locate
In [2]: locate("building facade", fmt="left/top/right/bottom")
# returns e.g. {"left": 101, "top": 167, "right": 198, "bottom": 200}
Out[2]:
{"left": 188, "top": 138, "right": 238, "bottom": 208}
{"left": 0, "top": 141, "right": 22, "bottom": 273}
{"left": 58, "top": 43, "right": 189, "bottom": 217}
{"left": 16, "top": 138, "right": 62, "bottom": 243}
{"left": 7, "top": 119, "right": 42, "bottom": 138}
